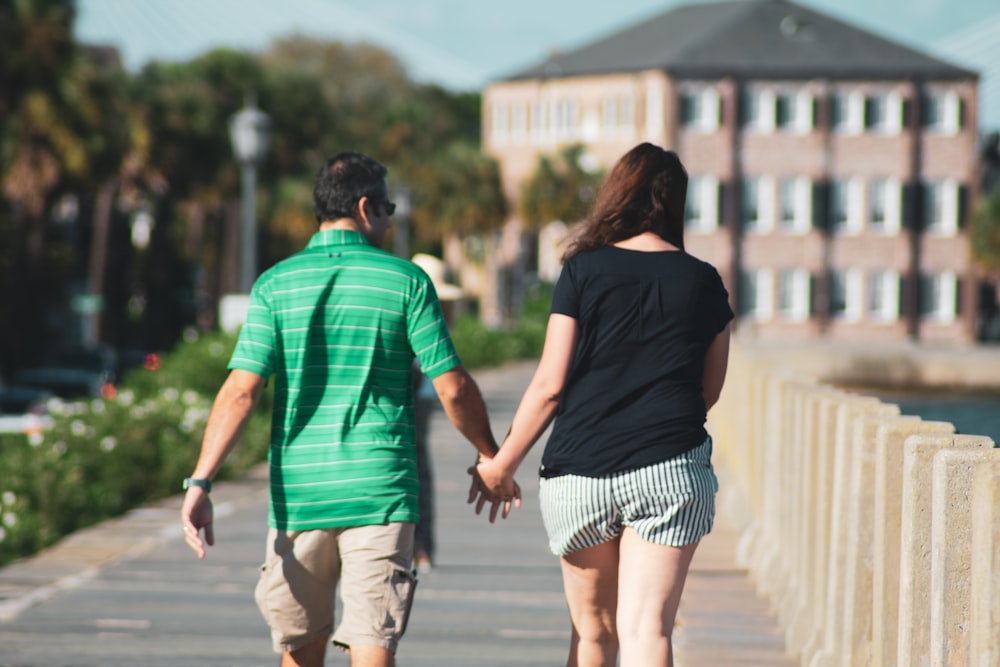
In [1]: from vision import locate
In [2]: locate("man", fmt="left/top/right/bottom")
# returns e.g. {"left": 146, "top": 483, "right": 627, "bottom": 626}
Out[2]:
{"left": 180, "top": 152, "right": 516, "bottom": 667}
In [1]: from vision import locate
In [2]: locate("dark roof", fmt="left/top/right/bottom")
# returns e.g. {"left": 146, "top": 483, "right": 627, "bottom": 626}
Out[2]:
{"left": 502, "top": 0, "right": 978, "bottom": 82}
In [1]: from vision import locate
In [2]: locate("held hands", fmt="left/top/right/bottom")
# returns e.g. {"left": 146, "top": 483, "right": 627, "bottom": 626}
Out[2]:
{"left": 466, "top": 455, "right": 521, "bottom": 523}
{"left": 180, "top": 488, "right": 215, "bottom": 559}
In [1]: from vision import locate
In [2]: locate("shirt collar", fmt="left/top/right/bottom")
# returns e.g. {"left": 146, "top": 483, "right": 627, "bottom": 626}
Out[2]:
{"left": 306, "top": 229, "right": 372, "bottom": 250}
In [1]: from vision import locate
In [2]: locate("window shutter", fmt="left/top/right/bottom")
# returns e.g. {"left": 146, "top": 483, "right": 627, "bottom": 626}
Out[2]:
{"left": 902, "top": 182, "right": 923, "bottom": 230}
{"left": 829, "top": 95, "right": 841, "bottom": 129}
{"left": 955, "top": 276, "right": 963, "bottom": 316}
{"left": 739, "top": 89, "right": 751, "bottom": 126}
{"left": 957, "top": 97, "right": 966, "bottom": 130}
{"left": 864, "top": 97, "right": 875, "bottom": 129}
{"left": 716, "top": 180, "right": 727, "bottom": 230}
{"left": 813, "top": 181, "right": 829, "bottom": 231}
{"left": 776, "top": 95, "right": 791, "bottom": 127}
{"left": 957, "top": 184, "right": 969, "bottom": 229}
{"left": 902, "top": 98, "right": 913, "bottom": 128}
{"left": 681, "top": 94, "right": 694, "bottom": 125}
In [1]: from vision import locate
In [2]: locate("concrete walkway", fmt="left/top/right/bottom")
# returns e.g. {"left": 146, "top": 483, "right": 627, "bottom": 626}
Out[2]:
{"left": 0, "top": 361, "right": 794, "bottom": 666}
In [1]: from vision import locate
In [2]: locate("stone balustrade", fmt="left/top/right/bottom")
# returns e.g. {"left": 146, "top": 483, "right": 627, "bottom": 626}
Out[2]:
{"left": 709, "top": 341, "right": 1000, "bottom": 666}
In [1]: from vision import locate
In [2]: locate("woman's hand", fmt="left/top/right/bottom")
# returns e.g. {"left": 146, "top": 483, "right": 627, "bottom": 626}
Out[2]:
{"left": 467, "top": 456, "right": 521, "bottom": 523}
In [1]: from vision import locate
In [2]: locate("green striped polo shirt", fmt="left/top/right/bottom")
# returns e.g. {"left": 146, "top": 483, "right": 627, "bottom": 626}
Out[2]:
{"left": 229, "top": 229, "right": 461, "bottom": 530}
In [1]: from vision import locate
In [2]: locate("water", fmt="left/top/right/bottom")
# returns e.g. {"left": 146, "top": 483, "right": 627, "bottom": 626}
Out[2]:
{"left": 869, "top": 390, "right": 1000, "bottom": 443}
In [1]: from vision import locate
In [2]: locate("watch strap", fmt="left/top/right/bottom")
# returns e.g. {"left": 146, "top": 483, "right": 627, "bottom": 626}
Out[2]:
{"left": 182, "top": 477, "right": 212, "bottom": 492}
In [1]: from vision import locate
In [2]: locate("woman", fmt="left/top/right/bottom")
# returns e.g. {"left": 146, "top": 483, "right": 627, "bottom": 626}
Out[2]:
{"left": 475, "top": 143, "right": 733, "bottom": 666}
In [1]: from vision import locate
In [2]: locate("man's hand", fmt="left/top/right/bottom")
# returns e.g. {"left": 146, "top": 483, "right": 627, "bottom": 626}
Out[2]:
{"left": 467, "top": 459, "right": 521, "bottom": 523}
{"left": 180, "top": 488, "right": 215, "bottom": 559}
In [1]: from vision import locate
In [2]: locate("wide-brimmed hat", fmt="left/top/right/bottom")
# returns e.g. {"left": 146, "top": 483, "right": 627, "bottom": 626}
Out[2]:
{"left": 411, "top": 253, "right": 464, "bottom": 300}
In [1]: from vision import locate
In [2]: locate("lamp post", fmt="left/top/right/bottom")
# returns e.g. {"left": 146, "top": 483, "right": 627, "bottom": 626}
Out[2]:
{"left": 229, "top": 97, "right": 271, "bottom": 294}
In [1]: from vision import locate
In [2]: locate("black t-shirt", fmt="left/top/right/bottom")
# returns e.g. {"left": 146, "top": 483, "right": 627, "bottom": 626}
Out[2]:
{"left": 541, "top": 246, "right": 734, "bottom": 478}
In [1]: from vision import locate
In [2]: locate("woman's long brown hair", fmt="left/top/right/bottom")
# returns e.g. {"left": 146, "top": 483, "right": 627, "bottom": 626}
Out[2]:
{"left": 563, "top": 143, "right": 688, "bottom": 260}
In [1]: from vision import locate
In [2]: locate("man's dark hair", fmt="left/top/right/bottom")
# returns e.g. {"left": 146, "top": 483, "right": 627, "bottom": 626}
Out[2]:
{"left": 313, "top": 152, "right": 388, "bottom": 223}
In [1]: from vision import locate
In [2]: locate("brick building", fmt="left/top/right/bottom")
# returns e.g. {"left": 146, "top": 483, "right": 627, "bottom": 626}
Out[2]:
{"left": 482, "top": 0, "right": 981, "bottom": 343}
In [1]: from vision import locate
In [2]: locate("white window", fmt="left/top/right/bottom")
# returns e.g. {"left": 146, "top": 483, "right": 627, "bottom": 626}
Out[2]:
{"left": 864, "top": 92, "right": 903, "bottom": 134}
{"left": 742, "top": 176, "right": 775, "bottom": 233}
{"left": 554, "top": 99, "right": 578, "bottom": 139}
{"left": 491, "top": 101, "right": 510, "bottom": 141}
{"left": 511, "top": 102, "right": 527, "bottom": 142}
{"left": 602, "top": 94, "right": 635, "bottom": 131}
{"left": 645, "top": 86, "right": 664, "bottom": 141}
{"left": 680, "top": 86, "right": 720, "bottom": 132}
{"left": 832, "top": 90, "right": 865, "bottom": 135}
{"left": 867, "top": 178, "right": 902, "bottom": 234}
{"left": 829, "top": 268, "right": 863, "bottom": 321}
{"left": 531, "top": 101, "right": 547, "bottom": 139}
{"left": 924, "top": 180, "right": 960, "bottom": 235}
{"left": 919, "top": 271, "right": 958, "bottom": 323}
{"left": 776, "top": 91, "right": 812, "bottom": 133}
{"left": 740, "top": 268, "right": 774, "bottom": 321}
{"left": 779, "top": 177, "right": 812, "bottom": 233}
{"left": 868, "top": 270, "right": 900, "bottom": 322}
{"left": 743, "top": 89, "right": 776, "bottom": 132}
{"left": 685, "top": 175, "right": 720, "bottom": 233}
{"left": 831, "top": 178, "right": 864, "bottom": 234}
{"left": 924, "top": 90, "right": 962, "bottom": 135}
{"left": 778, "top": 269, "right": 811, "bottom": 321}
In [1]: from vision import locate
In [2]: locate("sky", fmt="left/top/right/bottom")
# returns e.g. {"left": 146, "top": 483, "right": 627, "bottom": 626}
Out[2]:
{"left": 75, "top": 0, "right": 1000, "bottom": 130}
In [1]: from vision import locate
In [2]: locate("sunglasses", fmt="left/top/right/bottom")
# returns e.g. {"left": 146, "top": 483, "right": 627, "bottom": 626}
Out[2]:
{"left": 382, "top": 200, "right": 396, "bottom": 216}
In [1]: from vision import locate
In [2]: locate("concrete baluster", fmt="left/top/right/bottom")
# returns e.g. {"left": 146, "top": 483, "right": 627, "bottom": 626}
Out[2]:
{"left": 897, "top": 434, "right": 995, "bottom": 667}
{"left": 808, "top": 397, "right": 897, "bottom": 667}
{"left": 794, "top": 391, "right": 846, "bottom": 659}
{"left": 840, "top": 414, "right": 921, "bottom": 667}
{"left": 970, "top": 459, "right": 1000, "bottom": 666}
{"left": 871, "top": 420, "right": 954, "bottom": 667}
{"left": 929, "top": 445, "right": 999, "bottom": 667}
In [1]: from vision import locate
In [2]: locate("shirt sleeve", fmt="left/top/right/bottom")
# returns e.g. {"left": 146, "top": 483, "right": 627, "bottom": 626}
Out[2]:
{"left": 703, "top": 264, "right": 735, "bottom": 334}
{"left": 550, "top": 259, "right": 580, "bottom": 318}
{"left": 406, "top": 276, "right": 461, "bottom": 380}
{"left": 228, "top": 282, "right": 276, "bottom": 378}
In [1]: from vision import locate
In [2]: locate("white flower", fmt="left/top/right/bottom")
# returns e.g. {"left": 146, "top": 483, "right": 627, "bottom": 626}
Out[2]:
{"left": 71, "top": 421, "right": 86, "bottom": 436}
{"left": 210, "top": 342, "right": 225, "bottom": 356}
{"left": 90, "top": 400, "right": 106, "bottom": 414}
{"left": 1, "top": 491, "right": 15, "bottom": 505}
{"left": 2, "top": 513, "right": 15, "bottom": 527}
{"left": 28, "top": 433, "right": 43, "bottom": 447}
{"left": 45, "top": 397, "right": 66, "bottom": 415}
{"left": 130, "top": 406, "right": 146, "bottom": 419}
{"left": 163, "top": 388, "right": 180, "bottom": 401}
{"left": 182, "top": 390, "right": 199, "bottom": 406}
{"left": 183, "top": 327, "right": 199, "bottom": 343}
{"left": 53, "top": 441, "right": 67, "bottom": 455}
{"left": 118, "top": 390, "right": 135, "bottom": 406}
{"left": 100, "top": 436, "right": 117, "bottom": 452}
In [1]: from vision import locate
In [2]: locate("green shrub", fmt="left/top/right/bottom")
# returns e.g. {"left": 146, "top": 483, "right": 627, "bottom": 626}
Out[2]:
{"left": 0, "top": 328, "right": 270, "bottom": 567}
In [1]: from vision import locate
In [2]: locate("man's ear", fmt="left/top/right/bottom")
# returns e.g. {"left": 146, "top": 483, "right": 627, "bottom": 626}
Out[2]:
{"left": 356, "top": 195, "right": 372, "bottom": 223}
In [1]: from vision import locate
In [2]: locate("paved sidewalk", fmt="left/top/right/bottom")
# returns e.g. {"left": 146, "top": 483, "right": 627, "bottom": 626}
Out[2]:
{"left": 0, "top": 361, "right": 794, "bottom": 666}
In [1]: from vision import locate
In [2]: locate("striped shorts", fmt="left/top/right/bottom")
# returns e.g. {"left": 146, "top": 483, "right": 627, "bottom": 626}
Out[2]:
{"left": 538, "top": 437, "right": 718, "bottom": 556}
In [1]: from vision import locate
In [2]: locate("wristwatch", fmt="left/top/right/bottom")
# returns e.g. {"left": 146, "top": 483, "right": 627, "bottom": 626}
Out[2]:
{"left": 182, "top": 477, "right": 212, "bottom": 492}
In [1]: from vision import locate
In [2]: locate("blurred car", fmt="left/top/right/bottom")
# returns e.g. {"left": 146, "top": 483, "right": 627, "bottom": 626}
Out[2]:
{"left": 13, "top": 344, "right": 119, "bottom": 401}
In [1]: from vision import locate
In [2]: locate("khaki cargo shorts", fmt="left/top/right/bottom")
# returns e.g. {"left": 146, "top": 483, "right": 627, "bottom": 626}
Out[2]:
{"left": 254, "top": 522, "right": 416, "bottom": 655}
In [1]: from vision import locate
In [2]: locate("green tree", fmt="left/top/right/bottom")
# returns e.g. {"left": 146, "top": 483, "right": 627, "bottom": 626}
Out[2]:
{"left": 408, "top": 141, "right": 507, "bottom": 242}
{"left": 971, "top": 188, "right": 1000, "bottom": 276}
{"left": 519, "top": 144, "right": 603, "bottom": 230}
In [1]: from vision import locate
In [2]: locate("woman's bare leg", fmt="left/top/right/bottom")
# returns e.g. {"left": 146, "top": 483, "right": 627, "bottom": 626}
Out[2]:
{"left": 616, "top": 528, "right": 699, "bottom": 667}
{"left": 560, "top": 538, "right": 620, "bottom": 667}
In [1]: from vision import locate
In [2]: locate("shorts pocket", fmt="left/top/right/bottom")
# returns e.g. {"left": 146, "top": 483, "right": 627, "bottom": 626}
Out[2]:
{"left": 381, "top": 563, "right": 418, "bottom": 640}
